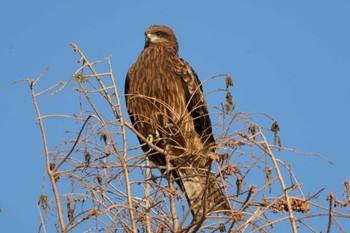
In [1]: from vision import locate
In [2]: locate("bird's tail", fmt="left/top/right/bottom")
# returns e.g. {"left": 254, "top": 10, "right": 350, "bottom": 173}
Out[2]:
{"left": 176, "top": 164, "right": 230, "bottom": 221}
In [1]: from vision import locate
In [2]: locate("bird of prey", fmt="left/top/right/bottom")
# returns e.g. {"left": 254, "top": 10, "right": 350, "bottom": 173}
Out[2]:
{"left": 125, "top": 25, "right": 230, "bottom": 220}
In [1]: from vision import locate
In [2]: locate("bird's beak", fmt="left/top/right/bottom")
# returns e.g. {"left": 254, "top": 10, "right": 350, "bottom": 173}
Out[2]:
{"left": 145, "top": 34, "right": 151, "bottom": 45}
{"left": 145, "top": 37, "right": 150, "bottom": 48}
{"left": 145, "top": 33, "right": 155, "bottom": 47}
{"left": 147, "top": 33, "right": 157, "bottom": 41}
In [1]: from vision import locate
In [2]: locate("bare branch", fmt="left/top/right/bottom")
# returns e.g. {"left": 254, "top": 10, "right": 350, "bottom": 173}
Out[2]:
{"left": 25, "top": 44, "right": 349, "bottom": 233}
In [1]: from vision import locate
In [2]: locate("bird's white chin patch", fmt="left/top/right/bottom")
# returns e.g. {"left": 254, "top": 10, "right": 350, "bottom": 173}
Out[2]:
{"left": 147, "top": 34, "right": 159, "bottom": 43}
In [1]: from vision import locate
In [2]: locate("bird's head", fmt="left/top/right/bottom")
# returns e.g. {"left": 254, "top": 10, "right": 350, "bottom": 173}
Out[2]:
{"left": 144, "top": 25, "right": 179, "bottom": 52}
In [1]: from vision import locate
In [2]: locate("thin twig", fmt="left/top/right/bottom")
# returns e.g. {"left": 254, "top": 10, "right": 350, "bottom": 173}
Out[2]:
{"left": 70, "top": 45, "right": 138, "bottom": 232}
{"left": 28, "top": 73, "right": 66, "bottom": 232}
{"left": 37, "top": 205, "right": 47, "bottom": 233}
{"left": 53, "top": 114, "right": 93, "bottom": 172}
{"left": 257, "top": 127, "right": 298, "bottom": 233}
{"left": 327, "top": 194, "right": 333, "bottom": 233}
{"left": 145, "top": 158, "right": 152, "bottom": 233}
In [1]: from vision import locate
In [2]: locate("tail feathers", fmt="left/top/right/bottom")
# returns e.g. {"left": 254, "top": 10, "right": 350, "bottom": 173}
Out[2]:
{"left": 177, "top": 167, "right": 230, "bottom": 221}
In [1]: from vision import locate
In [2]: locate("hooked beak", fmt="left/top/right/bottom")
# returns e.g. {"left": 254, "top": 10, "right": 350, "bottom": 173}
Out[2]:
{"left": 145, "top": 35, "right": 151, "bottom": 47}
{"left": 145, "top": 33, "right": 157, "bottom": 48}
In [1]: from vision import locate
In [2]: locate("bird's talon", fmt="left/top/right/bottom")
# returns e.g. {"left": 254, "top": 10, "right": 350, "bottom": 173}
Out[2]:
{"left": 147, "top": 130, "right": 160, "bottom": 144}
{"left": 165, "top": 123, "right": 174, "bottom": 128}
{"left": 147, "top": 134, "right": 154, "bottom": 143}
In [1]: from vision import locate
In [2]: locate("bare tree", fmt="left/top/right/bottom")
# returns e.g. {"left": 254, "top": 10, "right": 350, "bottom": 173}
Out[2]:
{"left": 21, "top": 44, "right": 349, "bottom": 233}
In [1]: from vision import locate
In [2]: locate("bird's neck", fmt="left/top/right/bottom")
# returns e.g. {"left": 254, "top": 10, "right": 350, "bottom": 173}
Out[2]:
{"left": 143, "top": 44, "right": 178, "bottom": 59}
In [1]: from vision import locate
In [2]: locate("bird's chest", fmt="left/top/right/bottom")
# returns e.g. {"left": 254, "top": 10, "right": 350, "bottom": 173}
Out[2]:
{"left": 131, "top": 64, "right": 186, "bottom": 112}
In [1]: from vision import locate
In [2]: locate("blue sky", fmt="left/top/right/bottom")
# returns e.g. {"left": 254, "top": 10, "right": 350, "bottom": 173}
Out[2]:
{"left": 1, "top": 0, "right": 349, "bottom": 232}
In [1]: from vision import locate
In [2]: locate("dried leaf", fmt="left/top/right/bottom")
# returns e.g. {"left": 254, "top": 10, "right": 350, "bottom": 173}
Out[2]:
{"left": 225, "top": 75, "right": 234, "bottom": 88}
{"left": 100, "top": 131, "right": 107, "bottom": 144}
{"left": 236, "top": 177, "right": 243, "bottom": 196}
{"left": 248, "top": 124, "right": 257, "bottom": 140}
{"left": 96, "top": 175, "right": 102, "bottom": 186}
{"left": 84, "top": 151, "right": 91, "bottom": 166}
{"left": 271, "top": 121, "right": 280, "bottom": 146}
{"left": 38, "top": 194, "right": 48, "bottom": 211}
{"left": 67, "top": 201, "right": 74, "bottom": 223}
{"left": 74, "top": 74, "right": 88, "bottom": 83}
{"left": 49, "top": 163, "right": 56, "bottom": 171}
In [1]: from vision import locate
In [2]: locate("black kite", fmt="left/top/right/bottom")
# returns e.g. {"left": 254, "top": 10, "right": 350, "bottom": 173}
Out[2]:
{"left": 125, "top": 25, "right": 230, "bottom": 220}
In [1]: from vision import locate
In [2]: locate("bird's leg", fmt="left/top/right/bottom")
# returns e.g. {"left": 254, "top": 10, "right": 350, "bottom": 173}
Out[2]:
{"left": 155, "top": 129, "right": 160, "bottom": 138}
{"left": 164, "top": 123, "right": 174, "bottom": 129}
{"left": 147, "top": 134, "right": 154, "bottom": 143}
{"left": 147, "top": 130, "right": 160, "bottom": 144}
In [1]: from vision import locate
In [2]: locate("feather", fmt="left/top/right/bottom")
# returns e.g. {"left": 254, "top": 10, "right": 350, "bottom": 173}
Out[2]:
{"left": 125, "top": 25, "right": 230, "bottom": 220}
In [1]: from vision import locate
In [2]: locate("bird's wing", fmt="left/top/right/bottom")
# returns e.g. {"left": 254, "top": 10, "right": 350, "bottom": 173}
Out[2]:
{"left": 175, "top": 58, "right": 214, "bottom": 144}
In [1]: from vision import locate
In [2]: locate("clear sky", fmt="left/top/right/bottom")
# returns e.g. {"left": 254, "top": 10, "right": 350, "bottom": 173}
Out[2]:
{"left": 1, "top": 0, "right": 349, "bottom": 232}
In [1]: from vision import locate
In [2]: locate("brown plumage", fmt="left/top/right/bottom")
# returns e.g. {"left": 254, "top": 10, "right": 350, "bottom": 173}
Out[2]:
{"left": 125, "top": 25, "right": 230, "bottom": 220}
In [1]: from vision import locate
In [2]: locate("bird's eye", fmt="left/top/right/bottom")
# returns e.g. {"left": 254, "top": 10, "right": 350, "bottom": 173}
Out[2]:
{"left": 155, "top": 31, "right": 163, "bottom": 37}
